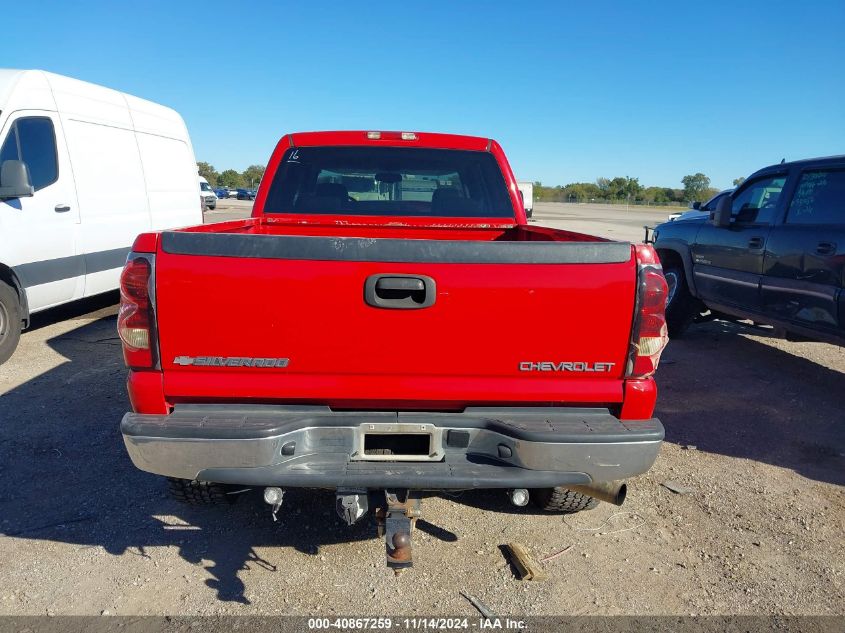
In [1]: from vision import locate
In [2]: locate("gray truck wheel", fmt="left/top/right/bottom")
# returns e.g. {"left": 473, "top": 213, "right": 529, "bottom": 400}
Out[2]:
{"left": 531, "top": 487, "right": 599, "bottom": 513}
{"left": 664, "top": 265, "right": 698, "bottom": 338}
{"left": 0, "top": 281, "right": 22, "bottom": 365}
{"left": 167, "top": 477, "right": 239, "bottom": 505}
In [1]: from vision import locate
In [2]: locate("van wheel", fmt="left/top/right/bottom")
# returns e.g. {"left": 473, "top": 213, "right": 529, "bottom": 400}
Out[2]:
{"left": 531, "top": 487, "right": 599, "bottom": 513}
{"left": 0, "top": 281, "right": 22, "bottom": 365}
{"left": 167, "top": 477, "right": 240, "bottom": 505}
{"left": 663, "top": 265, "right": 699, "bottom": 338}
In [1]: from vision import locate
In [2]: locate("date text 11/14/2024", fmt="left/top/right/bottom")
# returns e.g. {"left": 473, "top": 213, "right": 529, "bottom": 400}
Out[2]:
{"left": 307, "top": 618, "right": 528, "bottom": 630}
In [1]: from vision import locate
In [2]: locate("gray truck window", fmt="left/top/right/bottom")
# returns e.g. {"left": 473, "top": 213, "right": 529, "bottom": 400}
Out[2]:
{"left": 786, "top": 170, "right": 845, "bottom": 225}
{"left": 731, "top": 175, "right": 785, "bottom": 224}
{"left": 0, "top": 117, "right": 59, "bottom": 191}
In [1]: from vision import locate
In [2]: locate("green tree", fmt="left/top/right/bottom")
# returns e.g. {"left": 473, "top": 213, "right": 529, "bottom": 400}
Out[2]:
{"left": 606, "top": 177, "right": 625, "bottom": 199}
{"left": 733, "top": 177, "right": 745, "bottom": 186}
{"left": 596, "top": 177, "right": 610, "bottom": 196}
{"left": 197, "top": 161, "right": 218, "bottom": 186}
{"left": 623, "top": 176, "right": 642, "bottom": 200}
{"left": 565, "top": 182, "right": 603, "bottom": 202}
{"left": 242, "top": 164, "right": 266, "bottom": 188}
{"left": 682, "top": 173, "right": 711, "bottom": 202}
{"left": 218, "top": 169, "right": 245, "bottom": 189}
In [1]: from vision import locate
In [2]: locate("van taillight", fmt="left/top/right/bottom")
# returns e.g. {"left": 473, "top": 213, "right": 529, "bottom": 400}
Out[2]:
{"left": 626, "top": 245, "right": 669, "bottom": 379}
{"left": 118, "top": 254, "right": 157, "bottom": 368}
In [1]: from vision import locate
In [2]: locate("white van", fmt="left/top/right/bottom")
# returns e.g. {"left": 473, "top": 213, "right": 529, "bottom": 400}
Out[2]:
{"left": 517, "top": 181, "right": 534, "bottom": 218}
{"left": 0, "top": 69, "right": 202, "bottom": 363}
{"left": 199, "top": 175, "right": 217, "bottom": 209}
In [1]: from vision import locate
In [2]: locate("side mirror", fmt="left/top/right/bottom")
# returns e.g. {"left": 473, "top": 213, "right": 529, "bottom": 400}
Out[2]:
{"left": 0, "top": 160, "right": 35, "bottom": 199}
{"left": 518, "top": 190, "right": 524, "bottom": 203}
{"left": 711, "top": 194, "right": 732, "bottom": 227}
{"left": 689, "top": 201, "right": 701, "bottom": 210}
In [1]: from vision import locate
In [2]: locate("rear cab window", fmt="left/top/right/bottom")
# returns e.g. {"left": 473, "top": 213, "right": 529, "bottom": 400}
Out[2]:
{"left": 263, "top": 146, "right": 514, "bottom": 217}
{"left": 786, "top": 170, "right": 845, "bottom": 225}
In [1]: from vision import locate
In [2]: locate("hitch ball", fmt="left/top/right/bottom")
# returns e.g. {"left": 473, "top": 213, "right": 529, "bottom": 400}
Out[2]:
{"left": 263, "top": 487, "right": 285, "bottom": 506}
{"left": 509, "top": 488, "right": 530, "bottom": 507}
{"left": 263, "top": 487, "right": 285, "bottom": 521}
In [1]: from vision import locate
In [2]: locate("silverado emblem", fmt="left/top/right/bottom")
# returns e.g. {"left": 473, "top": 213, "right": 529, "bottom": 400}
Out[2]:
{"left": 519, "top": 361, "right": 615, "bottom": 372}
{"left": 173, "top": 356, "right": 289, "bottom": 368}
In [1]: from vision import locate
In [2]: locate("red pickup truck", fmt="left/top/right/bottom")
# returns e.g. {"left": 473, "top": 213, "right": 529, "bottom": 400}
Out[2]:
{"left": 118, "top": 131, "right": 668, "bottom": 571}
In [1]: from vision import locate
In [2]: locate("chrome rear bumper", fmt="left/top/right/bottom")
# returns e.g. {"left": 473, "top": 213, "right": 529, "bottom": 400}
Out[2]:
{"left": 121, "top": 405, "right": 664, "bottom": 489}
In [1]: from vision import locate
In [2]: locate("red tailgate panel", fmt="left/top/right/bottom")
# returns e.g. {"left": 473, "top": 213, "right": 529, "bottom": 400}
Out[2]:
{"left": 155, "top": 254, "right": 635, "bottom": 410}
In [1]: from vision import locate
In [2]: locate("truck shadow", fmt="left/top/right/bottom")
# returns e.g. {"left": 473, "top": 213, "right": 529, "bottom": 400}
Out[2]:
{"left": 0, "top": 309, "right": 842, "bottom": 606}
{"left": 655, "top": 319, "right": 845, "bottom": 486}
{"left": 2, "top": 308, "right": 468, "bottom": 605}
{"left": 0, "top": 311, "right": 387, "bottom": 605}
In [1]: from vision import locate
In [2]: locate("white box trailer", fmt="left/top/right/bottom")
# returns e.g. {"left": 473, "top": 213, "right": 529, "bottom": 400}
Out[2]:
{"left": 517, "top": 181, "right": 534, "bottom": 218}
{"left": 0, "top": 69, "right": 202, "bottom": 363}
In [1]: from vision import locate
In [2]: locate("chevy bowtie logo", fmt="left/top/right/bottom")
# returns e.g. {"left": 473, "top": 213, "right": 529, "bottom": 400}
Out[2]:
{"left": 173, "top": 356, "right": 289, "bottom": 368}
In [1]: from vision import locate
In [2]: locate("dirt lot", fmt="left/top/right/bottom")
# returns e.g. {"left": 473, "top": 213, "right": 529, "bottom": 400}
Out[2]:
{"left": 0, "top": 203, "right": 843, "bottom": 616}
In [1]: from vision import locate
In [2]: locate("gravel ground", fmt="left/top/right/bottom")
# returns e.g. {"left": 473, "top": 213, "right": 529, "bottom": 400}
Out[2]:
{"left": 0, "top": 205, "right": 842, "bottom": 616}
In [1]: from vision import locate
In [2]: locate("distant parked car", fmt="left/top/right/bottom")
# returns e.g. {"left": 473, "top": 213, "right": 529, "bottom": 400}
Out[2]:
{"left": 236, "top": 188, "right": 255, "bottom": 200}
{"left": 214, "top": 187, "right": 229, "bottom": 199}
{"left": 668, "top": 189, "right": 733, "bottom": 222}
{"left": 227, "top": 189, "right": 239, "bottom": 198}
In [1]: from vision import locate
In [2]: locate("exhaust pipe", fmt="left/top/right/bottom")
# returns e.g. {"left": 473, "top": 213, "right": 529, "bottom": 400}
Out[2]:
{"left": 568, "top": 481, "right": 627, "bottom": 506}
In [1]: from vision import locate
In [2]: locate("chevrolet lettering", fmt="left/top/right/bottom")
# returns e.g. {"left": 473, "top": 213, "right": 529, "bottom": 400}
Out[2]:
{"left": 519, "top": 361, "right": 616, "bottom": 372}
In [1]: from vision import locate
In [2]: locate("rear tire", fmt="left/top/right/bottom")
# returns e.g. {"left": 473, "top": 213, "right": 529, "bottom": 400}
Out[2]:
{"left": 167, "top": 477, "right": 240, "bottom": 505}
{"left": 0, "top": 281, "right": 22, "bottom": 365}
{"left": 531, "top": 487, "right": 599, "bottom": 513}
{"left": 663, "top": 265, "right": 699, "bottom": 338}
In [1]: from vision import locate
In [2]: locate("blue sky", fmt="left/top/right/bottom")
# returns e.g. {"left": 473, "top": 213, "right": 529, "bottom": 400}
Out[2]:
{"left": 4, "top": 1, "right": 844, "bottom": 189}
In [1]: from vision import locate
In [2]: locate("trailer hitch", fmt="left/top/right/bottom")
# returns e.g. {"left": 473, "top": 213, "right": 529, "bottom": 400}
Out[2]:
{"left": 375, "top": 490, "right": 421, "bottom": 574}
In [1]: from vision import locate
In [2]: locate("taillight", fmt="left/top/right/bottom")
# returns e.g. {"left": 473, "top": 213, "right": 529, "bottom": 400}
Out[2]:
{"left": 117, "top": 254, "right": 157, "bottom": 369}
{"left": 626, "top": 244, "right": 669, "bottom": 379}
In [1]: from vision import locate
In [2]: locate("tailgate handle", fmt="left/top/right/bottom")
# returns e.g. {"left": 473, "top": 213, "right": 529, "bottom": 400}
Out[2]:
{"left": 365, "top": 274, "right": 436, "bottom": 309}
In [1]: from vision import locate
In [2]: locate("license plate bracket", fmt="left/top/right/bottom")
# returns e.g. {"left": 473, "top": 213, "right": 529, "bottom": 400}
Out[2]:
{"left": 351, "top": 423, "right": 444, "bottom": 462}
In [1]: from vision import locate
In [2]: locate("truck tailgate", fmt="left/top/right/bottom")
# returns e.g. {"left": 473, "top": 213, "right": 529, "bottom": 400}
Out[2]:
{"left": 154, "top": 231, "right": 636, "bottom": 409}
